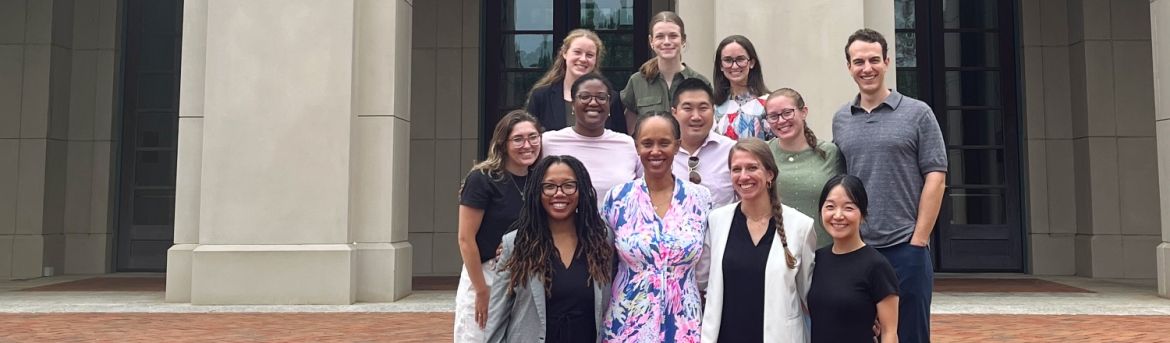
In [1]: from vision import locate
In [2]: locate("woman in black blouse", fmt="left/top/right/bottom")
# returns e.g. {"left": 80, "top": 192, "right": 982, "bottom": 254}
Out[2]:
{"left": 526, "top": 29, "right": 627, "bottom": 133}
{"left": 454, "top": 110, "right": 543, "bottom": 342}
{"left": 700, "top": 137, "right": 816, "bottom": 342}
{"left": 486, "top": 155, "right": 615, "bottom": 343}
{"left": 808, "top": 174, "right": 900, "bottom": 343}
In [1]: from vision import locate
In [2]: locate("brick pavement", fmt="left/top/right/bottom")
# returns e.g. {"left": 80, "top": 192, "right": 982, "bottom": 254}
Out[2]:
{"left": 1, "top": 313, "right": 1169, "bottom": 342}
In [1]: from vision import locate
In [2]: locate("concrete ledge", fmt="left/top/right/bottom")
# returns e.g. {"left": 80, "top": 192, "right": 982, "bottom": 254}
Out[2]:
{"left": 164, "top": 244, "right": 196, "bottom": 302}
{"left": 354, "top": 242, "right": 412, "bottom": 302}
{"left": 190, "top": 244, "right": 354, "bottom": 305}
{"left": 1159, "top": 242, "right": 1170, "bottom": 298}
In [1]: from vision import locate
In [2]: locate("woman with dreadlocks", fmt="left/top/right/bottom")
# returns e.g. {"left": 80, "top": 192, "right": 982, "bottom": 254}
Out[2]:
{"left": 699, "top": 137, "right": 816, "bottom": 342}
{"left": 485, "top": 155, "right": 615, "bottom": 343}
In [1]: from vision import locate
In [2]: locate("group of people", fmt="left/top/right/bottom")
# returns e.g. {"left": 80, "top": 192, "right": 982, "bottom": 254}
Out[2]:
{"left": 455, "top": 10, "right": 947, "bottom": 343}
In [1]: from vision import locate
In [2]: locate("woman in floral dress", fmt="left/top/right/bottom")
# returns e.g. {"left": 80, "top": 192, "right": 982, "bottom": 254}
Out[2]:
{"left": 601, "top": 113, "right": 713, "bottom": 342}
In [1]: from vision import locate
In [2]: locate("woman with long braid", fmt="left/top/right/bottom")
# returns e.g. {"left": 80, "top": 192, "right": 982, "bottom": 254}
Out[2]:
{"left": 700, "top": 137, "right": 817, "bottom": 342}
{"left": 485, "top": 155, "right": 615, "bottom": 343}
{"left": 766, "top": 88, "right": 843, "bottom": 249}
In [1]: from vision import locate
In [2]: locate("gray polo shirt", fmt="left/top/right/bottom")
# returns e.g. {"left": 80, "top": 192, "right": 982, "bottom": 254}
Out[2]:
{"left": 832, "top": 90, "right": 948, "bottom": 248}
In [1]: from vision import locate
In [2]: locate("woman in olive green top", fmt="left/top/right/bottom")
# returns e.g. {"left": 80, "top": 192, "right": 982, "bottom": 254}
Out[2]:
{"left": 620, "top": 11, "right": 711, "bottom": 131}
{"left": 765, "top": 88, "right": 843, "bottom": 248}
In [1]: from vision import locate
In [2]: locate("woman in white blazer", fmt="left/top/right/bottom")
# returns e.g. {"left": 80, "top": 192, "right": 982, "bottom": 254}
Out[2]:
{"left": 700, "top": 137, "right": 817, "bottom": 342}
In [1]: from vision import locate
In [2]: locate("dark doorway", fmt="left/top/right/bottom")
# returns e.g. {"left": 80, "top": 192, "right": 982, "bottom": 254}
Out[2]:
{"left": 481, "top": 0, "right": 651, "bottom": 152}
{"left": 896, "top": 0, "right": 1025, "bottom": 271}
{"left": 115, "top": 0, "right": 183, "bottom": 272}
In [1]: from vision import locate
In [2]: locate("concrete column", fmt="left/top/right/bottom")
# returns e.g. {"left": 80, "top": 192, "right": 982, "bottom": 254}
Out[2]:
{"left": 167, "top": 0, "right": 413, "bottom": 305}
{"left": 679, "top": 0, "right": 894, "bottom": 140}
{"left": 1151, "top": 0, "right": 1170, "bottom": 298}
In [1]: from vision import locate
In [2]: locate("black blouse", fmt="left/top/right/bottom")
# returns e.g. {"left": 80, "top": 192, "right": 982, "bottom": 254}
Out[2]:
{"left": 717, "top": 204, "right": 776, "bottom": 342}
{"left": 546, "top": 250, "right": 595, "bottom": 343}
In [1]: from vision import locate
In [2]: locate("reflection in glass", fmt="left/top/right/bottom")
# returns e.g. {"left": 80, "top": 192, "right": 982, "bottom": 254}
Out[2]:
{"left": 947, "top": 188, "right": 1006, "bottom": 225}
{"left": 945, "top": 110, "right": 1004, "bottom": 146}
{"left": 947, "top": 149, "right": 1005, "bottom": 186}
{"left": 896, "top": 69, "right": 919, "bottom": 99}
{"left": 945, "top": 71, "right": 1000, "bottom": 107}
{"left": 895, "top": 0, "right": 915, "bottom": 29}
{"left": 943, "top": 0, "right": 997, "bottom": 29}
{"left": 581, "top": 0, "right": 634, "bottom": 30}
{"left": 501, "top": 72, "right": 543, "bottom": 109}
{"left": 944, "top": 33, "right": 999, "bottom": 68}
{"left": 598, "top": 33, "right": 634, "bottom": 68}
{"left": 503, "top": 34, "right": 554, "bottom": 69}
{"left": 896, "top": 32, "right": 916, "bottom": 67}
{"left": 503, "top": 0, "right": 554, "bottom": 31}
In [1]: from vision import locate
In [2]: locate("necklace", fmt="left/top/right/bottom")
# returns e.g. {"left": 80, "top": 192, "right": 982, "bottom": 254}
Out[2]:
{"left": 509, "top": 173, "right": 525, "bottom": 201}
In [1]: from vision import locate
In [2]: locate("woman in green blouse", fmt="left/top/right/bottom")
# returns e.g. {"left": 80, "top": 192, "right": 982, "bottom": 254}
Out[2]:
{"left": 765, "top": 88, "right": 843, "bottom": 248}
{"left": 619, "top": 11, "right": 710, "bottom": 131}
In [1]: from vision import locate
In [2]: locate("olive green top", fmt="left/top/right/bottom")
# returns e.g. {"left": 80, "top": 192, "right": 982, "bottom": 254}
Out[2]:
{"left": 619, "top": 64, "right": 711, "bottom": 117}
{"left": 769, "top": 138, "right": 844, "bottom": 248}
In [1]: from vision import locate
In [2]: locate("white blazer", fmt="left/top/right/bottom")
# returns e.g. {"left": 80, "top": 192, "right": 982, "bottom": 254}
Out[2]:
{"left": 699, "top": 202, "right": 817, "bottom": 343}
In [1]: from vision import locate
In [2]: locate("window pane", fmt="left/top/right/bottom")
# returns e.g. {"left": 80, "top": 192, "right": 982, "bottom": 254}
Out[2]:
{"left": 503, "top": 34, "right": 554, "bottom": 69}
{"left": 896, "top": 32, "right": 916, "bottom": 67}
{"left": 948, "top": 188, "right": 1007, "bottom": 225}
{"left": 500, "top": 71, "right": 543, "bottom": 109}
{"left": 947, "top": 148, "right": 1005, "bottom": 185}
{"left": 895, "top": 0, "right": 915, "bottom": 29}
{"left": 134, "top": 150, "right": 177, "bottom": 187}
{"left": 602, "top": 70, "right": 634, "bottom": 93}
{"left": 944, "top": 71, "right": 1000, "bottom": 107}
{"left": 944, "top": 32, "right": 999, "bottom": 67}
{"left": 945, "top": 110, "right": 1004, "bottom": 146}
{"left": 136, "top": 73, "right": 176, "bottom": 110}
{"left": 943, "top": 0, "right": 997, "bottom": 29}
{"left": 581, "top": 0, "right": 634, "bottom": 30}
{"left": 503, "top": 0, "right": 553, "bottom": 31}
{"left": 133, "top": 190, "right": 174, "bottom": 225}
{"left": 599, "top": 33, "right": 634, "bottom": 69}
{"left": 896, "top": 69, "right": 920, "bottom": 99}
{"left": 136, "top": 112, "right": 176, "bottom": 148}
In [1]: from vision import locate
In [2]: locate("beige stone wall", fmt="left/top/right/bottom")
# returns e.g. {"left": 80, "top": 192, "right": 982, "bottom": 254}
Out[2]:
{"left": 1023, "top": 0, "right": 1160, "bottom": 278}
{"left": 408, "top": 0, "right": 480, "bottom": 276}
{"left": 1150, "top": 0, "right": 1170, "bottom": 297}
{"left": 0, "top": 0, "right": 120, "bottom": 279}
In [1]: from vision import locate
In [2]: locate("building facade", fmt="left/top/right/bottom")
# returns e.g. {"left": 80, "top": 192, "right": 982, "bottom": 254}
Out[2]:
{"left": 1, "top": 0, "right": 1169, "bottom": 304}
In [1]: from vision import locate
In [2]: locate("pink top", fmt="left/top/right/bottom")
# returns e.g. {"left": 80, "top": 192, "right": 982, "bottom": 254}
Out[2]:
{"left": 541, "top": 127, "right": 641, "bottom": 205}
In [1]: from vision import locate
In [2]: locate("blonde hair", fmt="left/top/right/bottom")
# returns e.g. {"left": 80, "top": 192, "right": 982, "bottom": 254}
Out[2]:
{"left": 529, "top": 29, "right": 606, "bottom": 98}
{"left": 730, "top": 138, "right": 796, "bottom": 269}
{"left": 638, "top": 11, "right": 686, "bottom": 80}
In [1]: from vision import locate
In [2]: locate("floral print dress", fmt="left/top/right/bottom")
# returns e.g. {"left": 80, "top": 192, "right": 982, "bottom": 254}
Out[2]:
{"left": 600, "top": 177, "right": 713, "bottom": 343}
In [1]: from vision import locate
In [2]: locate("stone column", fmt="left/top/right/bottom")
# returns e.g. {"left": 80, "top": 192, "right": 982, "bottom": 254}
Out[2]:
{"left": 1152, "top": 0, "right": 1170, "bottom": 298}
{"left": 166, "top": 0, "right": 412, "bottom": 305}
{"left": 678, "top": 0, "right": 894, "bottom": 139}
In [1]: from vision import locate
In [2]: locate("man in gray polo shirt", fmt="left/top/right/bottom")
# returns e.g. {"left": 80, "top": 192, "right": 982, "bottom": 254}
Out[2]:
{"left": 832, "top": 28, "right": 947, "bottom": 343}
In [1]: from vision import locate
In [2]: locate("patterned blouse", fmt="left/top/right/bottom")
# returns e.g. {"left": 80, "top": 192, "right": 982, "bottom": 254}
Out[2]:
{"left": 712, "top": 92, "right": 772, "bottom": 140}
{"left": 600, "top": 177, "right": 713, "bottom": 343}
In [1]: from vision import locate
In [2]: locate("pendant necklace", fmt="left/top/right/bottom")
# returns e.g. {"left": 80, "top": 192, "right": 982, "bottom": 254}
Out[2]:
{"left": 510, "top": 173, "right": 525, "bottom": 201}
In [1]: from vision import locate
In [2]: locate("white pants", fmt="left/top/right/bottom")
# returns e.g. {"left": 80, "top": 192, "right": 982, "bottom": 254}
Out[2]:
{"left": 453, "top": 261, "right": 496, "bottom": 343}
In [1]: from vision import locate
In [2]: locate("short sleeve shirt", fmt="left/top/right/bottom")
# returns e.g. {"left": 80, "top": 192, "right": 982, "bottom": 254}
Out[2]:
{"left": 620, "top": 65, "right": 711, "bottom": 117}
{"left": 807, "top": 245, "right": 899, "bottom": 343}
{"left": 542, "top": 128, "right": 641, "bottom": 207}
{"left": 831, "top": 90, "right": 948, "bottom": 248}
{"left": 459, "top": 170, "right": 527, "bottom": 262}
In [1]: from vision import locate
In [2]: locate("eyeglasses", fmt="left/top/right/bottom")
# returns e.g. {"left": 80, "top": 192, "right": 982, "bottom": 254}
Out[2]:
{"left": 541, "top": 181, "right": 579, "bottom": 196}
{"left": 509, "top": 134, "right": 541, "bottom": 147}
{"left": 765, "top": 109, "right": 797, "bottom": 123}
{"left": 687, "top": 156, "right": 702, "bottom": 184}
{"left": 720, "top": 56, "right": 751, "bottom": 68}
{"left": 576, "top": 94, "right": 610, "bottom": 104}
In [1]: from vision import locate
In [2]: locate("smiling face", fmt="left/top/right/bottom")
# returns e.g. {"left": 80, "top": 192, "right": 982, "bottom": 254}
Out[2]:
{"left": 505, "top": 121, "right": 541, "bottom": 168}
{"left": 563, "top": 37, "right": 598, "bottom": 79}
{"left": 846, "top": 40, "right": 889, "bottom": 95}
{"left": 764, "top": 95, "right": 808, "bottom": 142}
{"left": 541, "top": 162, "right": 579, "bottom": 222}
{"left": 729, "top": 150, "right": 774, "bottom": 201}
{"left": 820, "top": 185, "right": 863, "bottom": 240}
{"left": 650, "top": 22, "right": 684, "bottom": 60}
{"left": 572, "top": 79, "right": 610, "bottom": 131}
{"left": 719, "top": 42, "right": 753, "bottom": 87}
{"left": 672, "top": 89, "right": 714, "bottom": 143}
{"left": 635, "top": 116, "right": 680, "bottom": 179}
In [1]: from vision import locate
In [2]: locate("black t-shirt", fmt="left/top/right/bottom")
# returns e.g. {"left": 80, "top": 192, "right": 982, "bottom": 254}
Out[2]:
{"left": 807, "top": 245, "right": 899, "bottom": 343}
{"left": 717, "top": 204, "right": 775, "bottom": 342}
{"left": 459, "top": 170, "right": 527, "bottom": 262}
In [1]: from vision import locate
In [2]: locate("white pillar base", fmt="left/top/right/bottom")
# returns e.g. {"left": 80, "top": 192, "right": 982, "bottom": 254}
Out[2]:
{"left": 190, "top": 244, "right": 355, "bottom": 305}
{"left": 1158, "top": 242, "right": 1170, "bottom": 298}
{"left": 354, "top": 242, "right": 413, "bottom": 302}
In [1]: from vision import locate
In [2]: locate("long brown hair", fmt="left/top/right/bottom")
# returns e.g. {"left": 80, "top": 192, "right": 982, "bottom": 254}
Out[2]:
{"left": 712, "top": 35, "right": 769, "bottom": 101}
{"left": 502, "top": 155, "right": 615, "bottom": 296}
{"left": 528, "top": 29, "right": 606, "bottom": 98}
{"left": 730, "top": 138, "right": 796, "bottom": 269}
{"left": 767, "top": 88, "right": 826, "bottom": 159}
{"left": 639, "top": 11, "right": 686, "bottom": 80}
{"left": 469, "top": 110, "right": 543, "bottom": 181}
